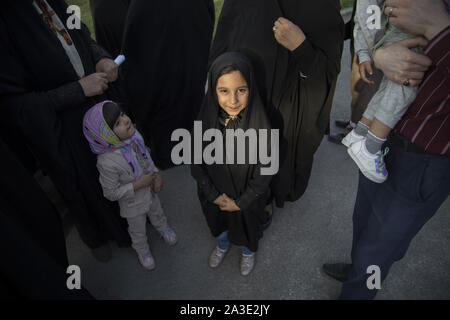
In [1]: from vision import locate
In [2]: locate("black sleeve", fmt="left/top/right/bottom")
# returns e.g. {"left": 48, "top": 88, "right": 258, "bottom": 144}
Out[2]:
{"left": 235, "top": 168, "right": 272, "bottom": 211}
{"left": 292, "top": 38, "right": 340, "bottom": 80}
{"left": 235, "top": 126, "right": 274, "bottom": 211}
{"left": 0, "top": 28, "right": 87, "bottom": 115}
{"left": 191, "top": 164, "right": 220, "bottom": 202}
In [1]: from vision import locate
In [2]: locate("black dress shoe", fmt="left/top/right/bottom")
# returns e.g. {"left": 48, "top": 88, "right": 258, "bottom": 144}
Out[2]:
{"left": 322, "top": 263, "right": 350, "bottom": 282}
{"left": 328, "top": 133, "right": 345, "bottom": 145}
{"left": 335, "top": 119, "right": 350, "bottom": 129}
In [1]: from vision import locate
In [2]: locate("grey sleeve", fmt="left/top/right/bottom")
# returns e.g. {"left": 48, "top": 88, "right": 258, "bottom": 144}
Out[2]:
{"left": 354, "top": 16, "right": 372, "bottom": 64}
{"left": 354, "top": 0, "right": 382, "bottom": 64}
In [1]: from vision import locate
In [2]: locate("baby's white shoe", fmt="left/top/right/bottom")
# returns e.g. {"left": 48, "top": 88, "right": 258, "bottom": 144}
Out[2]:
{"left": 342, "top": 129, "right": 365, "bottom": 148}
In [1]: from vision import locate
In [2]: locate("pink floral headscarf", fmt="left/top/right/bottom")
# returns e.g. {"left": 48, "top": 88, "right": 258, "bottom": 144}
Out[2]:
{"left": 82, "top": 100, "right": 157, "bottom": 177}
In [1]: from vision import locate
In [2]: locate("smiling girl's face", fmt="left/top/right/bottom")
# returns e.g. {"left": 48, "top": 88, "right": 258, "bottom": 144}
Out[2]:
{"left": 112, "top": 112, "right": 136, "bottom": 140}
{"left": 216, "top": 70, "right": 249, "bottom": 116}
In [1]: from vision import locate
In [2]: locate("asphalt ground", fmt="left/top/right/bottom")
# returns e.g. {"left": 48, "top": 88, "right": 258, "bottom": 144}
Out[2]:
{"left": 57, "top": 39, "right": 450, "bottom": 300}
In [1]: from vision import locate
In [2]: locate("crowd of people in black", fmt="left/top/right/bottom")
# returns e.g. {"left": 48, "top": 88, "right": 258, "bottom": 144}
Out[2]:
{"left": 0, "top": 0, "right": 448, "bottom": 300}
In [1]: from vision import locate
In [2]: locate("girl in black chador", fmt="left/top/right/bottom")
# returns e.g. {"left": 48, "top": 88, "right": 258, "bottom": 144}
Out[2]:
{"left": 210, "top": 0, "right": 344, "bottom": 208}
{"left": 192, "top": 52, "right": 277, "bottom": 276}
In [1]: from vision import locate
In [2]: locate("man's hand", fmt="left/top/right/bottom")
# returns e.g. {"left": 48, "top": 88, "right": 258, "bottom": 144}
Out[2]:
{"left": 78, "top": 72, "right": 108, "bottom": 97}
{"left": 151, "top": 172, "right": 163, "bottom": 193}
{"left": 385, "top": 0, "right": 450, "bottom": 40}
{"left": 359, "top": 61, "right": 375, "bottom": 84}
{"left": 373, "top": 37, "right": 432, "bottom": 86}
{"left": 96, "top": 58, "right": 118, "bottom": 82}
{"left": 273, "top": 17, "right": 306, "bottom": 51}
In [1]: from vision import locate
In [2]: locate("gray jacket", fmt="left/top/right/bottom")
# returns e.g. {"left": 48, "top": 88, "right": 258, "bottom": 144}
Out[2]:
{"left": 97, "top": 149, "right": 156, "bottom": 218}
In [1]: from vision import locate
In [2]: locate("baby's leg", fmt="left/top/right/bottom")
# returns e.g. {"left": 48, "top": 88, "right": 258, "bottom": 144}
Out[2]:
{"left": 369, "top": 118, "right": 391, "bottom": 140}
{"left": 354, "top": 117, "right": 372, "bottom": 137}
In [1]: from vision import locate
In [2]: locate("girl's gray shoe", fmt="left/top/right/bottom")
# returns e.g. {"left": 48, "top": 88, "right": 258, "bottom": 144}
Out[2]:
{"left": 209, "top": 246, "right": 228, "bottom": 268}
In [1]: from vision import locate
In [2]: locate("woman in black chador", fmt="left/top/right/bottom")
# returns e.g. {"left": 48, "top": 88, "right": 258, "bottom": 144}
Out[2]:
{"left": 122, "top": 0, "right": 215, "bottom": 169}
{"left": 0, "top": 0, "right": 131, "bottom": 256}
{"left": 89, "top": 0, "right": 131, "bottom": 58}
{"left": 89, "top": 0, "right": 131, "bottom": 110}
{"left": 0, "top": 139, "right": 93, "bottom": 299}
{"left": 210, "top": 0, "right": 345, "bottom": 208}
{"left": 192, "top": 52, "right": 276, "bottom": 276}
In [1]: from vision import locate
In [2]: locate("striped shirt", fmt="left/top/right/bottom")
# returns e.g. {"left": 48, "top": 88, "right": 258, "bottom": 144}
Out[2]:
{"left": 394, "top": 26, "right": 450, "bottom": 156}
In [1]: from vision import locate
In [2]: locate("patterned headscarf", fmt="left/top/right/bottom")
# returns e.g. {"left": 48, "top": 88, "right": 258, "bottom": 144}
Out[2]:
{"left": 83, "top": 100, "right": 157, "bottom": 178}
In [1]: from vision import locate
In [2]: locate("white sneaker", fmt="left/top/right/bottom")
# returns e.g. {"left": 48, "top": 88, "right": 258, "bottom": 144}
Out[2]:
{"left": 342, "top": 129, "right": 365, "bottom": 147}
{"left": 347, "top": 140, "right": 389, "bottom": 183}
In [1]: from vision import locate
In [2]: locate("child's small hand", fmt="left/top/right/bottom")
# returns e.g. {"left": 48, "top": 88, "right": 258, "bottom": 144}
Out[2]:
{"left": 213, "top": 194, "right": 228, "bottom": 207}
{"left": 151, "top": 172, "right": 163, "bottom": 193}
{"left": 219, "top": 194, "right": 240, "bottom": 212}
{"left": 133, "top": 172, "right": 155, "bottom": 191}
{"left": 359, "top": 61, "right": 375, "bottom": 84}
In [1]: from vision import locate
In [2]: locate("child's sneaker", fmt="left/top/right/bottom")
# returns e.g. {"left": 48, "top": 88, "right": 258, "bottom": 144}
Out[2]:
{"left": 209, "top": 246, "right": 228, "bottom": 268}
{"left": 138, "top": 251, "right": 156, "bottom": 270}
{"left": 348, "top": 139, "right": 389, "bottom": 183}
{"left": 240, "top": 253, "right": 255, "bottom": 276}
{"left": 160, "top": 227, "right": 177, "bottom": 246}
{"left": 342, "top": 129, "right": 365, "bottom": 147}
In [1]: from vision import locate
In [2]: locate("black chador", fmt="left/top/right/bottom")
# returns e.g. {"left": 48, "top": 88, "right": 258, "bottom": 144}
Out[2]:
{"left": 0, "top": 0, "right": 130, "bottom": 249}
{"left": 121, "top": 0, "right": 215, "bottom": 169}
{"left": 0, "top": 139, "right": 93, "bottom": 299}
{"left": 210, "top": 0, "right": 345, "bottom": 207}
{"left": 192, "top": 52, "right": 274, "bottom": 252}
{"left": 89, "top": 0, "right": 131, "bottom": 58}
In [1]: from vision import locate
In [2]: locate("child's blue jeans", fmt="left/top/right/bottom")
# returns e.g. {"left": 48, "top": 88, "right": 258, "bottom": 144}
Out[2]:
{"left": 216, "top": 231, "right": 253, "bottom": 255}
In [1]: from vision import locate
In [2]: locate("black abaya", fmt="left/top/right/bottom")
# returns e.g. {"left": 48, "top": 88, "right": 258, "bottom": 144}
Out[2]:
{"left": 122, "top": 0, "right": 215, "bottom": 169}
{"left": 191, "top": 52, "right": 274, "bottom": 252}
{"left": 210, "top": 0, "right": 345, "bottom": 207}
{"left": 0, "top": 0, "right": 130, "bottom": 249}
{"left": 89, "top": 0, "right": 131, "bottom": 58}
{"left": 89, "top": 0, "right": 131, "bottom": 110}
{"left": 0, "top": 139, "right": 93, "bottom": 299}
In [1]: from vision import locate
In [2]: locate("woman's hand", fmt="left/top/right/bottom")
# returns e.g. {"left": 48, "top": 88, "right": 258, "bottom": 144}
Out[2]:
{"left": 273, "top": 17, "right": 306, "bottom": 51}
{"left": 150, "top": 172, "right": 163, "bottom": 193}
{"left": 373, "top": 37, "right": 432, "bottom": 86}
{"left": 95, "top": 58, "right": 118, "bottom": 82}
{"left": 78, "top": 72, "right": 108, "bottom": 97}
{"left": 359, "top": 61, "right": 375, "bottom": 84}
{"left": 385, "top": 0, "right": 450, "bottom": 41}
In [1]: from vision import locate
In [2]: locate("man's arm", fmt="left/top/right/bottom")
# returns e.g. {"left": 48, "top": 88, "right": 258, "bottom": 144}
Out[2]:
{"left": 385, "top": 0, "right": 450, "bottom": 40}
{"left": 373, "top": 0, "right": 449, "bottom": 85}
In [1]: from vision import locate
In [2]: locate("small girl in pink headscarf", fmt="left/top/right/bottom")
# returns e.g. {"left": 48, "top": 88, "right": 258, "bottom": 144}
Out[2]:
{"left": 83, "top": 100, "right": 177, "bottom": 270}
